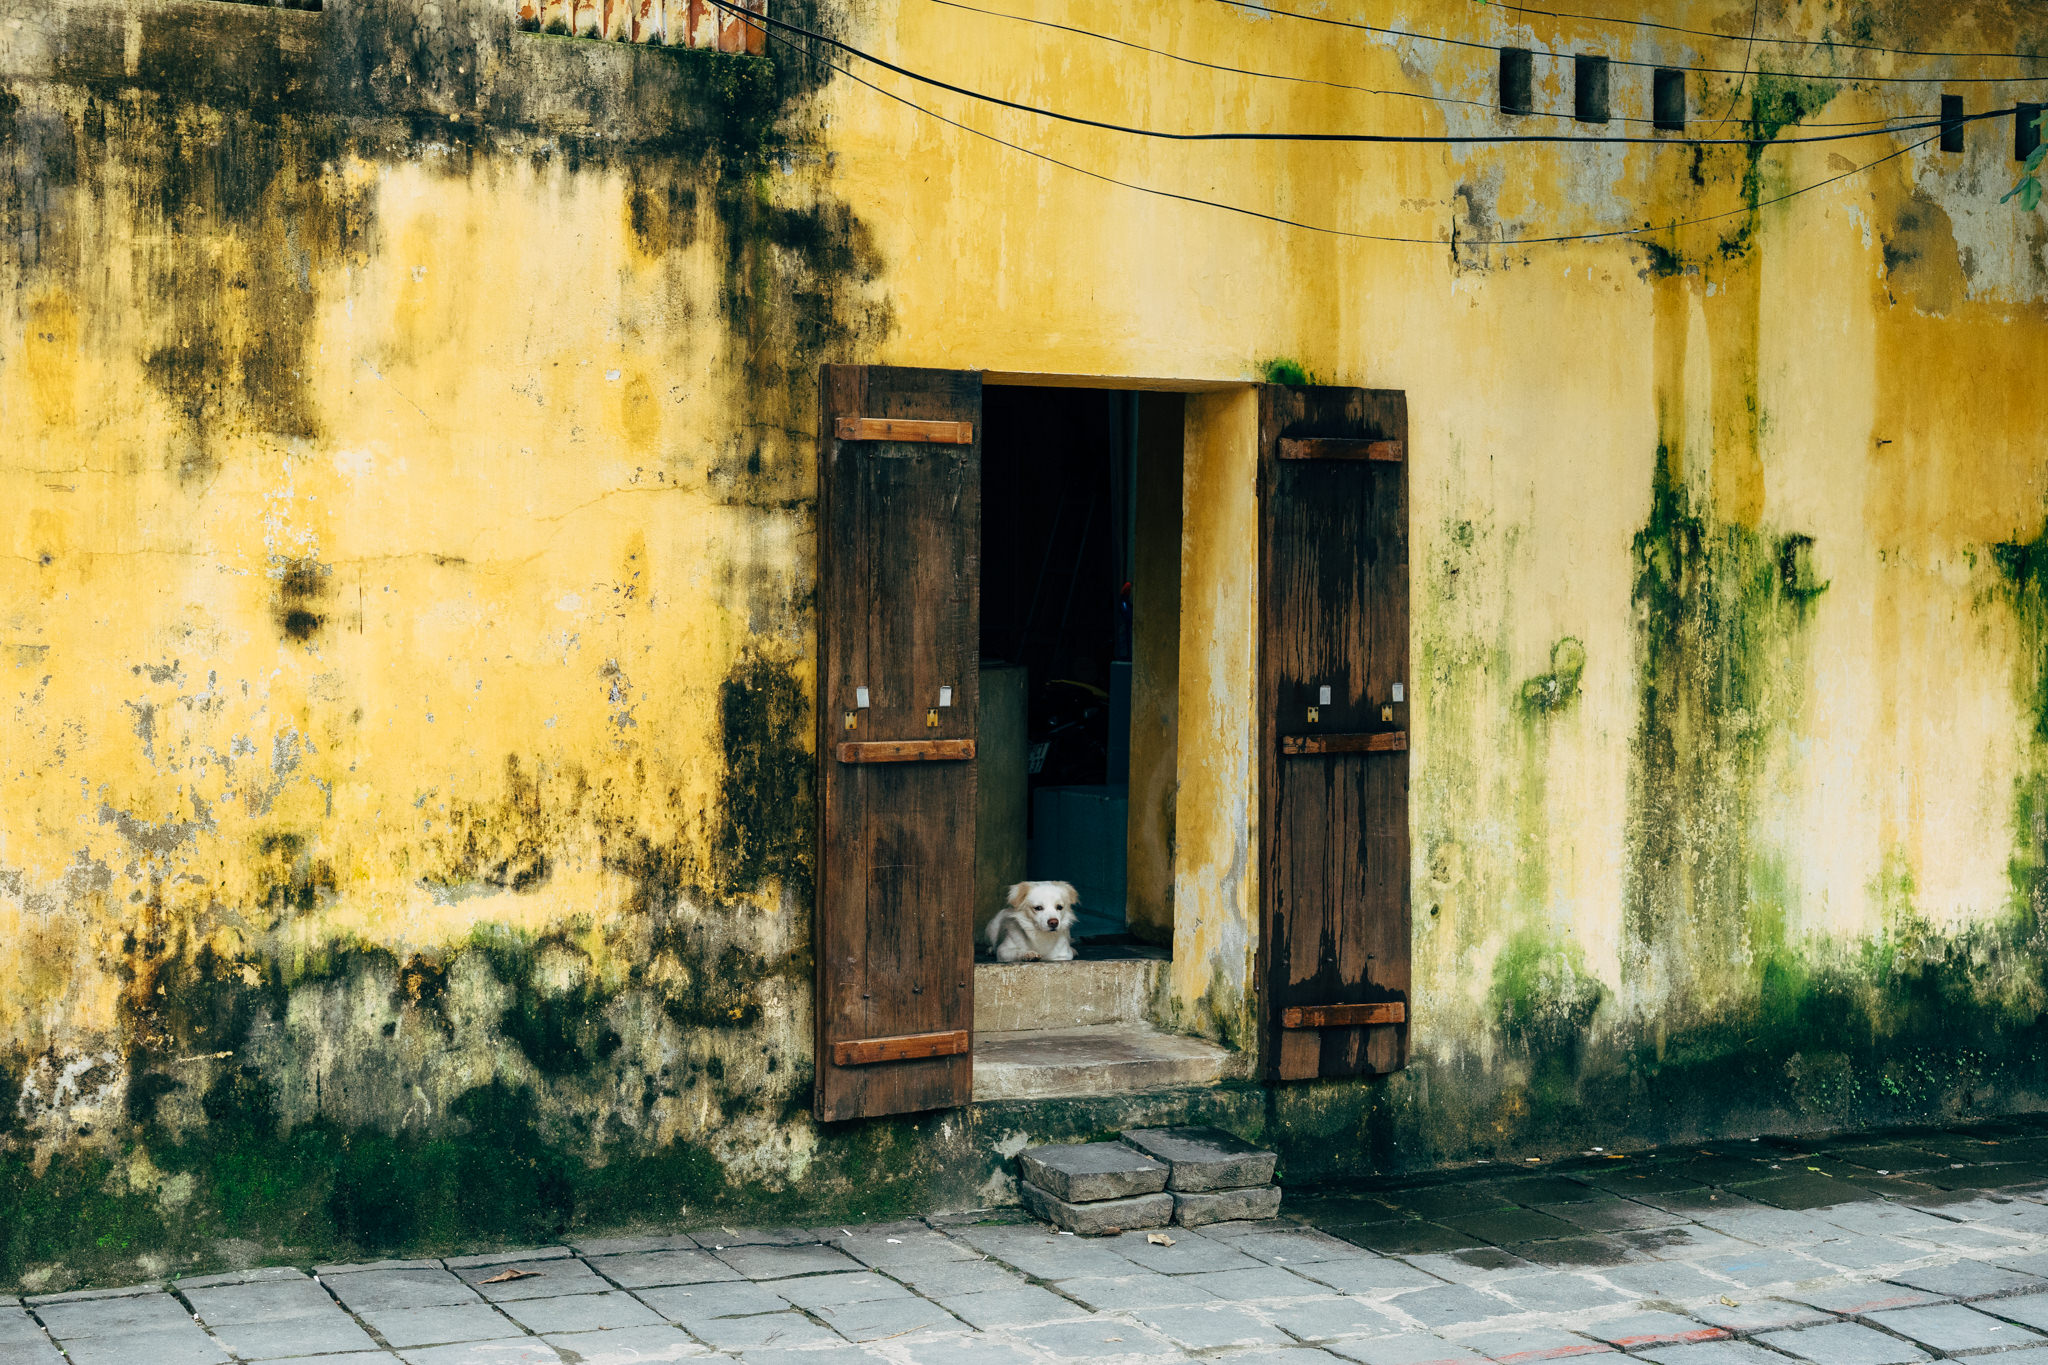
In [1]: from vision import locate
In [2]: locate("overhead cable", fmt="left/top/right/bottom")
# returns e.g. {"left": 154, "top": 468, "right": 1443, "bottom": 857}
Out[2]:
{"left": 709, "top": 0, "right": 2022, "bottom": 146}
{"left": 1461, "top": 0, "right": 2048, "bottom": 65}
{"left": 713, "top": 3, "right": 1956, "bottom": 250}
{"left": 1220, "top": 0, "right": 2048, "bottom": 85}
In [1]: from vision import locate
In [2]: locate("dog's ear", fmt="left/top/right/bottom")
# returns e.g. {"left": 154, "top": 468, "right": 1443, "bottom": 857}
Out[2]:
{"left": 1052, "top": 881, "right": 1078, "bottom": 907}
{"left": 1005, "top": 882, "right": 1029, "bottom": 909}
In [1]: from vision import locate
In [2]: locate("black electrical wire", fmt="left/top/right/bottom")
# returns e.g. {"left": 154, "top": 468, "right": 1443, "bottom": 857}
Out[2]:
{"left": 707, "top": 0, "right": 2021, "bottom": 146}
{"left": 716, "top": 4, "right": 1954, "bottom": 250}
{"left": 928, "top": 0, "right": 1996, "bottom": 134}
{"left": 1221, "top": 0, "right": 2048, "bottom": 85}
{"left": 1462, "top": 0, "right": 2048, "bottom": 65}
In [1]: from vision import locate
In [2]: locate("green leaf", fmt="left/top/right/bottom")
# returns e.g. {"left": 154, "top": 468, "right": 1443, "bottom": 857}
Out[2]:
{"left": 2029, "top": 146, "right": 2047, "bottom": 175}
{"left": 2027, "top": 178, "right": 2045, "bottom": 213}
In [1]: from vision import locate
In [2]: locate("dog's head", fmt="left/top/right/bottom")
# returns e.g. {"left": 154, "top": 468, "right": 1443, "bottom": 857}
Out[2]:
{"left": 1005, "top": 880, "right": 1077, "bottom": 936}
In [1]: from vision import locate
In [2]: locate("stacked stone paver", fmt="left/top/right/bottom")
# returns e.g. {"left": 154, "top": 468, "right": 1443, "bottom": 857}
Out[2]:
{"left": 1124, "top": 1127, "right": 1285, "bottom": 1227}
{"left": 16, "top": 1122, "right": 2048, "bottom": 1364}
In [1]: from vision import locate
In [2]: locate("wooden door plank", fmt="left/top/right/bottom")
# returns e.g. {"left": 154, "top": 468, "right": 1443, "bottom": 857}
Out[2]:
{"left": 815, "top": 366, "right": 981, "bottom": 1122}
{"left": 1278, "top": 437, "right": 1404, "bottom": 463}
{"left": 1281, "top": 732, "right": 1408, "bottom": 756}
{"left": 837, "top": 739, "right": 977, "bottom": 764}
{"left": 1283, "top": 1002, "right": 1406, "bottom": 1028}
{"left": 1258, "top": 385, "right": 1412, "bottom": 1083}
{"left": 832, "top": 1029, "right": 971, "bottom": 1066}
{"left": 835, "top": 417, "right": 974, "bottom": 445}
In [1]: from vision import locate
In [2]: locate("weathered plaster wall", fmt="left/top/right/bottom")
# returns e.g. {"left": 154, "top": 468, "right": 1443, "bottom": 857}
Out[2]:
{"left": 3, "top": 0, "right": 2047, "bottom": 1290}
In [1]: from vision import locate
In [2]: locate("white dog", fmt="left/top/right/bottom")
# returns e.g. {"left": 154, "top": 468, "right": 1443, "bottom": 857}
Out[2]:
{"left": 986, "top": 881, "right": 1079, "bottom": 962}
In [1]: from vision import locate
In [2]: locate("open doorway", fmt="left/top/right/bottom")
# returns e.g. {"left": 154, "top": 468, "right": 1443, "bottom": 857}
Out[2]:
{"left": 974, "top": 386, "right": 1182, "bottom": 960}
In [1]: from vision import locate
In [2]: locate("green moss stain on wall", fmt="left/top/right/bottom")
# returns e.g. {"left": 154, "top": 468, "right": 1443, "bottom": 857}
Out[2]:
{"left": 1994, "top": 520, "right": 2048, "bottom": 920}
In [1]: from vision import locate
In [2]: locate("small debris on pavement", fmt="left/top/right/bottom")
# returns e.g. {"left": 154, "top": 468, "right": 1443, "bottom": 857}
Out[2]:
{"left": 1147, "top": 1232, "right": 1175, "bottom": 1246}
{"left": 480, "top": 1267, "right": 542, "bottom": 1284}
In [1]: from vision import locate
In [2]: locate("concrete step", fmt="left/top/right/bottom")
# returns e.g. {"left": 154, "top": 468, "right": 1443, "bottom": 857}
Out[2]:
{"left": 973, "top": 951, "right": 1166, "bottom": 1034}
{"left": 971, "top": 1023, "right": 1238, "bottom": 1102}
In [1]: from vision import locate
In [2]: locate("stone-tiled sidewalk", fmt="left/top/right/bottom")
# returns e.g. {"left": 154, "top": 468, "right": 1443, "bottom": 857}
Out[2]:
{"left": 14, "top": 1120, "right": 2048, "bottom": 1364}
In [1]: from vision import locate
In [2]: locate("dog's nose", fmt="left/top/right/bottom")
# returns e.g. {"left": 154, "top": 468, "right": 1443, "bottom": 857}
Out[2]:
{"left": 1047, "top": 916, "right": 1059, "bottom": 929}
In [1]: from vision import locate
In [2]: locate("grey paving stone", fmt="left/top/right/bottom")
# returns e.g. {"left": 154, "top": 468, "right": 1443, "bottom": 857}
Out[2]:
{"left": 1217, "top": 1351, "right": 1353, "bottom": 1365}
{"left": 209, "top": 1312, "right": 381, "bottom": 1357}
{"left": 1690, "top": 1210, "right": 1844, "bottom": 1245}
{"left": 1178, "top": 1187, "right": 1285, "bottom": 1228}
{"left": 175, "top": 1267, "right": 313, "bottom": 1290}
{"left": 935, "top": 1285, "right": 1085, "bottom": 1328}
{"left": 498, "top": 1291, "right": 665, "bottom": 1335}
{"left": 36, "top": 1292, "right": 197, "bottom": 1339}
{"left": 456, "top": 1258, "right": 609, "bottom": 1301}
{"left": 637, "top": 1281, "right": 793, "bottom": 1323}
{"left": 1057, "top": 1274, "right": 1224, "bottom": 1310}
{"left": 0, "top": 1310, "right": 54, "bottom": 1346}
{"left": 397, "top": 1343, "right": 562, "bottom": 1365}
{"left": 1511, "top": 1239, "right": 1639, "bottom": 1270}
{"left": 1448, "top": 1211, "right": 1585, "bottom": 1247}
{"left": 1867, "top": 1302, "right": 2047, "bottom": 1352}
{"left": 1262, "top": 1296, "right": 1406, "bottom": 1341}
{"left": 886, "top": 1259, "right": 1025, "bottom": 1297}
{"left": 1921, "top": 1225, "right": 2034, "bottom": 1252}
{"left": 1890, "top": 1261, "right": 2047, "bottom": 1300}
{"left": 243, "top": 1354, "right": 402, "bottom": 1364}
{"left": 952, "top": 1222, "right": 1138, "bottom": 1278}
{"left": 1686, "top": 1297, "right": 1836, "bottom": 1332}
{"left": 539, "top": 1324, "right": 707, "bottom": 1361}
{"left": 1123, "top": 1128, "right": 1279, "bottom": 1193}
{"left": 56, "top": 1330, "right": 230, "bottom": 1365}
{"left": 1324, "top": 1332, "right": 1491, "bottom": 1365}
{"left": 1487, "top": 1274, "right": 1630, "bottom": 1313}
{"left": 1109, "top": 1229, "right": 1267, "bottom": 1276}
{"left": 1134, "top": 1303, "right": 1291, "bottom": 1349}
{"left": 1228, "top": 1231, "right": 1381, "bottom": 1268}
{"left": 1448, "top": 1327, "right": 1613, "bottom": 1362}
{"left": 317, "top": 1260, "right": 445, "bottom": 1275}
{"left": 736, "top": 1348, "right": 880, "bottom": 1365}
{"left": 714, "top": 1244, "right": 864, "bottom": 1281}
{"left": 570, "top": 1234, "right": 700, "bottom": 1255}
{"left": 831, "top": 1227, "right": 980, "bottom": 1271}
{"left": 686, "top": 1227, "right": 812, "bottom": 1249}
{"left": 2001, "top": 1254, "right": 2048, "bottom": 1279}
{"left": 26, "top": 1285, "right": 164, "bottom": 1305}
{"left": 685, "top": 1312, "right": 843, "bottom": 1351}
{"left": 362, "top": 1304, "right": 521, "bottom": 1347}
{"left": 1983, "top": 1291, "right": 2048, "bottom": 1330}
{"left": 1579, "top": 1312, "right": 1728, "bottom": 1348}
{"left": 1755, "top": 1322, "right": 1930, "bottom": 1365}
{"left": 1403, "top": 1252, "right": 1541, "bottom": 1285}
{"left": 0, "top": 1339, "right": 65, "bottom": 1365}
{"left": 1814, "top": 1206, "right": 1964, "bottom": 1241}
{"left": 1334, "top": 1223, "right": 1484, "bottom": 1257}
{"left": 445, "top": 1247, "right": 574, "bottom": 1269}
{"left": 771, "top": 1273, "right": 912, "bottom": 1311}
{"left": 1178, "top": 1267, "right": 1327, "bottom": 1302}
{"left": 1636, "top": 1343, "right": 1798, "bottom": 1365}
{"left": 1021, "top": 1142, "right": 1171, "bottom": 1204}
{"left": 185, "top": 1278, "right": 339, "bottom": 1325}
{"left": 1022, "top": 1181, "right": 1173, "bottom": 1235}
{"left": 326, "top": 1269, "right": 483, "bottom": 1313}
{"left": 1386, "top": 1285, "right": 1522, "bottom": 1329}
{"left": 1784, "top": 1285, "right": 1947, "bottom": 1315}
{"left": 1293, "top": 1259, "right": 1447, "bottom": 1294}
{"left": 1801, "top": 1237, "right": 1932, "bottom": 1272}
{"left": 895, "top": 1334, "right": 1041, "bottom": 1365}
{"left": 1012, "top": 1315, "right": 1184, "bottom": 1359}
{"left": 1540, "top": 1200, "right": 1689, "bottom": 1235}
{"left": 1600, "top": 1261, "right": 1743, "bottom": 1301}
{"left": 812, "top": 1295, "right": 964, "bottom": 1342}
{"left": 1628, "top": 1228, "right": 1758, "bottom": 1262}
{"left": 1698, "top": 1250, "right": 1836, "bottom": 1287}
{"left": 586, "top": 1249, "right": 743, "bottom": 1290}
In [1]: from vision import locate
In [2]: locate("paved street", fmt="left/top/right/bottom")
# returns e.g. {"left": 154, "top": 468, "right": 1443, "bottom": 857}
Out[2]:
{"left": 13, "top": 1121, "right": 2048, "bottom": 1365}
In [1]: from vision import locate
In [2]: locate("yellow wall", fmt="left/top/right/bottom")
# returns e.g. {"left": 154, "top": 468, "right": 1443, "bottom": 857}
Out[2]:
{"left": 3, "top": 0, "right": 2048, "bottom": 1279}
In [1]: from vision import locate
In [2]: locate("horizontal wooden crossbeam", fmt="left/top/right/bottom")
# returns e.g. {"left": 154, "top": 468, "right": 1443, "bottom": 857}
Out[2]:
{"left": 1282, "top": 1002, "right": 1406, "bottom": 1029}
{"left": 836, "top": 417, "right": 975, "bottom": 445}
{"left": 832, "top": 1029, "right": 971, "bottom": 1067}
{"left": 1278, "top": 437, "right": 1404, "bottom": 463}
{"left": 1280, "top": 731, "right": 1407, "bottom": 756}
{"left": 837, "top": 739, "right": 976, "bottom": 764}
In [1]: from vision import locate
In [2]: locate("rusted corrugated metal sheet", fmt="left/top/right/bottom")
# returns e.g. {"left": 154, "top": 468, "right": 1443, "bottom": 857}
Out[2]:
{"left": 517, "top": 0, "right": 761, "bottom": 47}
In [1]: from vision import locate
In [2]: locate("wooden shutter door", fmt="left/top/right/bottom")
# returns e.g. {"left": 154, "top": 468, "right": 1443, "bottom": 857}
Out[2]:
{"left": 1258, "top": 385, "right": 1411, "bottom": 1081}
{"left": 814, "top": 365, "right": 981, "bottom": 1122}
